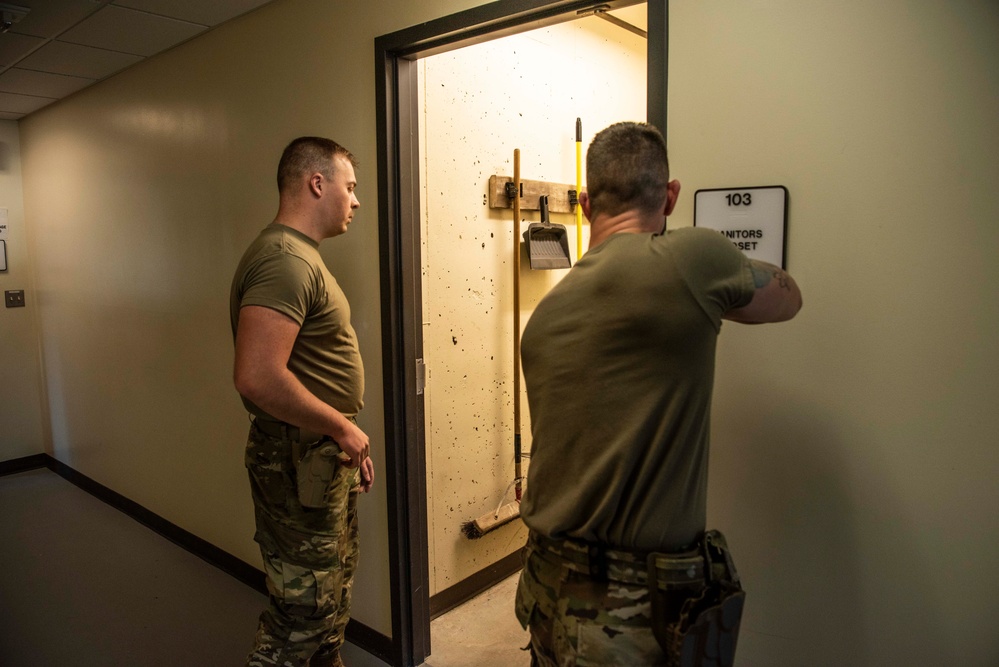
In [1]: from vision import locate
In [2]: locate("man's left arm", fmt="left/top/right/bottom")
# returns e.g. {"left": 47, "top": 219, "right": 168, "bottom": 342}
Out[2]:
{"left": 723, "top": 260, "right": 802, "bottom": 324}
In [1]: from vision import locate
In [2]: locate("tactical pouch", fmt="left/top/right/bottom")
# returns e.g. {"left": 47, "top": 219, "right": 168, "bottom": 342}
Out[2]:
{"left": 295, "top": 438, "right": 340, "bottom": 508}
{"left": 648, "top": 530, "right": 745, "bottom": 667}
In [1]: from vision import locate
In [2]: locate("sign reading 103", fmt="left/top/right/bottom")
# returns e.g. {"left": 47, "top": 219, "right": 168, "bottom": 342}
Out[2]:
{"left": 693, "top": 186, "right": 788, "bottom": 269}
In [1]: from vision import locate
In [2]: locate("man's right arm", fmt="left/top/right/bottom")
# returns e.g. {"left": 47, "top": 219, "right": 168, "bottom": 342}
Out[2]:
{"left": 723, "top": 260, "right": 802, "bottom": 324}
{"left": 233, "top": 304, "right": 371, "bottom": 469}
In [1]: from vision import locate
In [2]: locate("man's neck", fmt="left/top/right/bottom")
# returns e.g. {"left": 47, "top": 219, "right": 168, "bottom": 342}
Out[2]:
{"left": 273, "top": 207, "right": 324, "bottom": 244}
{"left": 588, "top": 210, "right": 665, "bottom": 249}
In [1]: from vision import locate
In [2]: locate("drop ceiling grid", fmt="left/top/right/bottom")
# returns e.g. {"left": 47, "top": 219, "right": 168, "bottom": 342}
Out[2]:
{"left": 0, "top": 0, "right": 276, "bottom": 119}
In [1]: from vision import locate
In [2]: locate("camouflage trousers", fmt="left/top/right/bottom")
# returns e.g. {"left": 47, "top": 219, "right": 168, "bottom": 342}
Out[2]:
{"left": 515, "top": 532, "right": 670, "bottom": 667}
{"left": 244, "top": 424, "right": 360, "bottom": 667}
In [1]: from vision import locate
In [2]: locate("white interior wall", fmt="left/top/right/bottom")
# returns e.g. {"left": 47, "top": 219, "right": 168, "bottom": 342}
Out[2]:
{"left": 420, "top": 17, "right": 646, "bottom": 594}
{"left": 0, "top": 120, "right": 45, "bottom": 460}
{"left": 669, "top": 2, "right": 999, "bottom": 665}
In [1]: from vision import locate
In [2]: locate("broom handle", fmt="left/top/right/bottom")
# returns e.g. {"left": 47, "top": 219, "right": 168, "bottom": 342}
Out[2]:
{"left": 576, "top": 118, "right": 583, "bottom": 259}
{"left": 513, "top": 149, "right": 523, "bottom": 502}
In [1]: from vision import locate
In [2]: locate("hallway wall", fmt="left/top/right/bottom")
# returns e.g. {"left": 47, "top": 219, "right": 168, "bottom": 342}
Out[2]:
{"left": 669, "top": 2, "right": 999, "bottom": 665}
{"left": 15, "top": 0, "right": 493, "bottom": 639}
{"left": 0, "top": 120, "right": 45, "bottom": 460}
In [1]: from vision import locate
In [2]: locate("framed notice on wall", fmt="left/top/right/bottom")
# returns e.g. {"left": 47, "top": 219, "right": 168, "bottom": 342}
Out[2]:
{"left": 693, "top": 186, "right": 788, "bottom": 269}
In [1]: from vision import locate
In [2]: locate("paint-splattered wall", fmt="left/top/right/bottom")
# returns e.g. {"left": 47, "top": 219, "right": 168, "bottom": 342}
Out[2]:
{"left": 419, "top": 14, "right": 646, "bottom": 594}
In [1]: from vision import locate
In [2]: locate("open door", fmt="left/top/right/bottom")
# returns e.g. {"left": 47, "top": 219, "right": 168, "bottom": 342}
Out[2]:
{"left": 375, "top": 2, "right": 667, "bottom": 664}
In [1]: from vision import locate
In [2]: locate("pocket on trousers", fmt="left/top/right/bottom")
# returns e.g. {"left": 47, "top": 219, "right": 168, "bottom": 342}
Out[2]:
{"left": 558, "top": 580, "right": 668, "bottom": 667}
{"left": 246, "top": 432, "right": 292, "bottom": 508}
{"left": 265, "top": 555, "right": 342, "bottom": 616}
{"left": 255, "top": 511, "right": 341, "bottom": 570}
{"left": 575, "top": 622, "right": 667, "bottom": 667}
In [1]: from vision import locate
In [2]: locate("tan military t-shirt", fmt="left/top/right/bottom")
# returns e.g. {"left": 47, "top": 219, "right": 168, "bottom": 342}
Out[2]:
{"left": 230, "top": 224, "right": 364, "bottom": 419}
{"left": 520, "top": 227, "right": 754, "bottom": 552}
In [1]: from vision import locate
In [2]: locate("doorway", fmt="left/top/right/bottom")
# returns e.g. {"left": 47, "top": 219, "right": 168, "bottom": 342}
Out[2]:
{"left": 375, "top": 2, "right": 666, "bottom": 665}
{"left": 419, "top": 0, "right": 647, "bottom": 610}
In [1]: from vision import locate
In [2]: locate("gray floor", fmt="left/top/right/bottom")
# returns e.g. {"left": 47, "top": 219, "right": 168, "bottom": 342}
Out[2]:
{"left": 0, "top": 468, "right": 526, "bottom": 667}
{"left": 425, "top": 574, "right": 530, "bottom": 667}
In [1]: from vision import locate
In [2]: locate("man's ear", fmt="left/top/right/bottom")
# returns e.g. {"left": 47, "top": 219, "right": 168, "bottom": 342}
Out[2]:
{"left": 308, "top": 173, "right": 324, "bottom": 198}
{"left": 664, "top": 179, "right": 681, "bottom": 217}
{"left": 579, "top": 191, "right": 592, "bottom": 220}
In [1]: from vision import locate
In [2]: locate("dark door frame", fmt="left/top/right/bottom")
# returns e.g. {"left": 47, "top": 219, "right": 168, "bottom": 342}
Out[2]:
{"left": 374, "top": 2, "right": 667, "bottom": 665}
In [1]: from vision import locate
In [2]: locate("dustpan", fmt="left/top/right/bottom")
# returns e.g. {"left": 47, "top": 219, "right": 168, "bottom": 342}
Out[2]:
{"left": 522, "top": 195, "right": 571, "bottom": 270}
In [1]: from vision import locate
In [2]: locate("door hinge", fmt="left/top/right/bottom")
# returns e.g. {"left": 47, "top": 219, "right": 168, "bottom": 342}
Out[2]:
{"left": 416, "top": 358, "right": 426, "bottom": 395}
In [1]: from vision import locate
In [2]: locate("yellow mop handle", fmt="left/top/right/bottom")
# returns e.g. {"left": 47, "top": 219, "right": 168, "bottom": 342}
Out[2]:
{"left": 575, "top": 118, "right": 582, "bottom": 259}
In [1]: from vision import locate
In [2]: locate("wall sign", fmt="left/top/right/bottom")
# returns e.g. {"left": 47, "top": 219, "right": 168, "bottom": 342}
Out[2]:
{"left": 693, "top": 186, "right": 788, "bottom": 268}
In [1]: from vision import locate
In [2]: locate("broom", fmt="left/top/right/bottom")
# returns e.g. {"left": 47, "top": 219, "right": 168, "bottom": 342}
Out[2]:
{"left": 461, "top": 148, "right": 525, "bottom": 539}
{"left": 575, "top": 117, "right": 583, "bottom": 261}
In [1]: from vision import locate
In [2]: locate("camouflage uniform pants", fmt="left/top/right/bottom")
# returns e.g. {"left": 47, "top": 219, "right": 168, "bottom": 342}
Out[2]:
{"left": 244, "top": 424, "right": 360, "bottom": 667}
{"left": 515, "top": 533, "right": 669, "bottom": 667}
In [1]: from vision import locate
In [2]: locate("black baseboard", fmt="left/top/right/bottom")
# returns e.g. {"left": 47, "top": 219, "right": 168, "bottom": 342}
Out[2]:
{"left": 1, "top": 454, "right": 394, "bottom": 663}
{"left": 0, "top": 453, "right": 49, "bottom": 476}
{"left": 346, "top": 616, "right": 395, "bottom": 664}
{"left": 429, "top": 547, "right": 524, "bottom": 619}
{"left": 45, "top": 456, "right": 270, "bottom": 595}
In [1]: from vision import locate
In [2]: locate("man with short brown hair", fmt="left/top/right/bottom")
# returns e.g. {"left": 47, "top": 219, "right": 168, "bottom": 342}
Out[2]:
{"left": 231, "top": 136, "right": 373, "bottom": 667}
{"left": 516, "top": 121, "right": 802, "bottom": 666}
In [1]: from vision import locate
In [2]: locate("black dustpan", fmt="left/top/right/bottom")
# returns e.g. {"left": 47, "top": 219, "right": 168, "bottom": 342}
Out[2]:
{"left": 522, "top": 195, "right": 571, "bottom": 270}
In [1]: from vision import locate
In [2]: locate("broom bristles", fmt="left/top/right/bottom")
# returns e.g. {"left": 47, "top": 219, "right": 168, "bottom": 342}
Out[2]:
{"left": 460, "top": 501, "right": 520, "bottom": 539}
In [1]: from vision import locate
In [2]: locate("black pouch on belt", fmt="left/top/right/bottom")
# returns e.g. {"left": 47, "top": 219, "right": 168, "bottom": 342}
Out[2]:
{"left": 647, "top": 530, "right": 746, "bottom": 667}
{"left": 294, "top": 438, "right": 340, "bottom": 508}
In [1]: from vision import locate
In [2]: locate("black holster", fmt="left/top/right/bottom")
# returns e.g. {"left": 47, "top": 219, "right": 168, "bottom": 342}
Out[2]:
{"left": 647, "top": 530, "right": 746, "bottom": 667}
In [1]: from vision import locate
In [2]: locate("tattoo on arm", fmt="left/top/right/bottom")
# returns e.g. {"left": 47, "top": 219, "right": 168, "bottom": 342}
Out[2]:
{"left": 750, "top": 261, "right": 791, "bottom": 291}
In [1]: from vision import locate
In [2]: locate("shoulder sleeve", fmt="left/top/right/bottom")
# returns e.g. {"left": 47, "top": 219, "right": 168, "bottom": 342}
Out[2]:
{"left": 238, "top": 251, "right": 317, "bottom": 326}
{"left": 668, "top": 227, "right": 755, "bottom": 325}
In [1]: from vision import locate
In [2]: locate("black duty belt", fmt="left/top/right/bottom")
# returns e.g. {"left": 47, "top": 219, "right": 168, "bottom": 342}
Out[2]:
{"left": 528, "top": 531, "right": 705, "bottom": 589}
{"left": 252, "top": 418, "right": 326, "bottom": 444}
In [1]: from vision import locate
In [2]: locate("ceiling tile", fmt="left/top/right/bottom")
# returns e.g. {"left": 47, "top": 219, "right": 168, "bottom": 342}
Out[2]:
{"left": 0, "top": 91, "right": 55, "bottom": 115}
{"left": 5, "top": 0, "right": 106, "bottom": 39}
{"left": 60, "top": 5, "right": 206, "bottom": 57}
{"left": 0, "top": 68, "right": 93, "bottom": 98}
{"left": 0, "top": 0, "right": 281, "bottom": 118}
{"left": 112, "top": 0, "right": 273, "bottom": 27}
{"left": 0, "top": 32, "right": 45, "bottom": 68}
{"left": 19, "top": 41, "right": 143, "bottom": 79}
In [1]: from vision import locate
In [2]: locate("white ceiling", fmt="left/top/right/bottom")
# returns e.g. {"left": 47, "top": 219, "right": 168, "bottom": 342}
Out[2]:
{"left": 0, "top": 0, "right": 279, "bottom": 120}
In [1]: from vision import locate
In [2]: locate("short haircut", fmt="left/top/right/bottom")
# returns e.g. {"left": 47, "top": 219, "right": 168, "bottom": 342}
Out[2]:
{"left": 585, "top": 122, "right": 670, "bottom": 218}
{"left": 276, "top": 136, "right": 358, "bottom": 193}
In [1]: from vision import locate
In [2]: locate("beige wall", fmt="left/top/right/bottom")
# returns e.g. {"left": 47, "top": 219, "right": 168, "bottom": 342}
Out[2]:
{"left": 670, "top": 2, "right": 999, "bottom": 665}
{"left": 0, "top": 120, "right": 45, "bottom": 460}
{"left": 419, "top": 16, "right": 646, "bottom": 594}
{"left": 14, "top": 0, "right": 491, "bottom": 638}
{"left": 9, "top": 0, "right": 999, "bottom": 663}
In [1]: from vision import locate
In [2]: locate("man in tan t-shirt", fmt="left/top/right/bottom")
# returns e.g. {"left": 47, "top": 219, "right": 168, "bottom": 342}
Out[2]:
{"left": 231, "top": 137, "right": 373, "bottom": 667}
{"left": 516, "top": 122, "right": 802, "bottom": 666}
